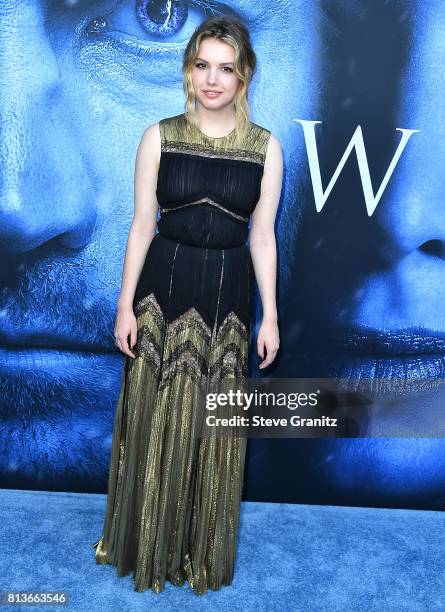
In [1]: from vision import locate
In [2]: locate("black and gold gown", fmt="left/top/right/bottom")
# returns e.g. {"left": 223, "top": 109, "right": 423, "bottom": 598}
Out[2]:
{"left": 92, "top": 112, "right": 271, "bottom": 595}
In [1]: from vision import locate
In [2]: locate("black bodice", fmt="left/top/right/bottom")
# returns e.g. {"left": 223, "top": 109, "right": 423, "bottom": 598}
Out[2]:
{"left": 155, "top": 113, "right": 270, "bottom": 249}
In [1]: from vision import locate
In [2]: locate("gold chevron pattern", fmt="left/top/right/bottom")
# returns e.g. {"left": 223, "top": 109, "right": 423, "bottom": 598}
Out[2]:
{"left": 94, "top": 291, "right": 249, "bottom": 594}
{"left": 160, "top": 196, "right": 250, "bottom": 222}
{"left": 134, "top": 292, "right": 249, "bottom": 387}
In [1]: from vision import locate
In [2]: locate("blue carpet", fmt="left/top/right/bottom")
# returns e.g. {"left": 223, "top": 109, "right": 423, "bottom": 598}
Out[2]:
{"left": 1, "top": 488, "right": 444, "bottom": 611}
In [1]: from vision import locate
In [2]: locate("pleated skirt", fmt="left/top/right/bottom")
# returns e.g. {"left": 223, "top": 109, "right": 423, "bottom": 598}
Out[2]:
{"left": 92, "top": 233, "right": 253, "bottom": 595}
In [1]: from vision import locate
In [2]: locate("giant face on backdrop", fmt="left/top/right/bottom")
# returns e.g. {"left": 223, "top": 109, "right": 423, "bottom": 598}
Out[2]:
{"left": 0, "top": 1, "right": 443, "bottom": 507}
{"left": 248, "top": 0, "right": 445, "bottom": 508}
{"left": 0, "top": 0, "right": 314, "bottom": 490}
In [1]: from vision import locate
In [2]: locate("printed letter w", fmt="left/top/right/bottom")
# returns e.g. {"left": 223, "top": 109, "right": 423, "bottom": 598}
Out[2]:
{"left": 294, "top": 120, "right": 420, "bottom": 217}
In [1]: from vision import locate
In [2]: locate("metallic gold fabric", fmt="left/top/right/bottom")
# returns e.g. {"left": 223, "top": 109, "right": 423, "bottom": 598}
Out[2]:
{"left": 161, "top": 111, "right": 270, "bottom": 164}
{"left": 160, "top": 196, "right": 250, "bottom": 223}
{"left": 93, "top": 291, "right": 249, "bottom": 595}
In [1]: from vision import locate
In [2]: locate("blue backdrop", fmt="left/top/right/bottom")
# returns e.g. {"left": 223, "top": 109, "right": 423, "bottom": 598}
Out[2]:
{"left": 1, "top": 1, "right": 444, "bottom": 510}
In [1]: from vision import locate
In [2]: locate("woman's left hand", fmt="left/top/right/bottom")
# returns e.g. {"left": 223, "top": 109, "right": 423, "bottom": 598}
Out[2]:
{"left": 257, "top": 318, "right": 280, "bottom": 369}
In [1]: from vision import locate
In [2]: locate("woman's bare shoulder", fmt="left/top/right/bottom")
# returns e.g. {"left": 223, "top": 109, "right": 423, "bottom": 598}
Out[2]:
{"left": 137, "top": 122, "right": 161, "bottom": 167}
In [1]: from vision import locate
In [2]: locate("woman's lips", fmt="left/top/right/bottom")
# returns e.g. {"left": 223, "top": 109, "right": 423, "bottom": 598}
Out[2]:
{"left": 203, "top": 90, "right": 222, "bottom": 98}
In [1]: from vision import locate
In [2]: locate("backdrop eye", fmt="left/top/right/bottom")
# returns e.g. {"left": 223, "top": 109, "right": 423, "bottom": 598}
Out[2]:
{"left": 136, "top": 0, "right": 188, "bottom": 37}
{"left": 86, "top": 0, "right": 234, "bottom": 46}
{"left": 82, "top": 0, "right": 240, "bottom": 81}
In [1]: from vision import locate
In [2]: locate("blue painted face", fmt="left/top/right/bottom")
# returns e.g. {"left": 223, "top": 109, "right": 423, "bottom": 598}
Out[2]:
{"left": 256, "top": 1, "right": 445, "bottom": 508}
{"left": 0, "top": 0, "right": 308, "bottom": 489}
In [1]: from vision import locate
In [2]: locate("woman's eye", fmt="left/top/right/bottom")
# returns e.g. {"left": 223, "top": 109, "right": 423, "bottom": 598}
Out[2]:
{"left": 194, "top": 64, "right": 233, "bottom": 71}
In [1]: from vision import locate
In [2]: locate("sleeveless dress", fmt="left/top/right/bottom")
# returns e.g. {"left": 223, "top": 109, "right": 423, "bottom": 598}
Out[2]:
{"left": 92, "top": 112, "right": 271, "bottom": 595}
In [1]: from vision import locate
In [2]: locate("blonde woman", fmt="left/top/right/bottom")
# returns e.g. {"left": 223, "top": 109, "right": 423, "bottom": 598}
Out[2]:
{"left": 93, "top": 16, "right": 283, "bottom": 596}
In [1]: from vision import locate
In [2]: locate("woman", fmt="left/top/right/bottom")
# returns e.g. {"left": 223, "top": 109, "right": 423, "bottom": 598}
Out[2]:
{"left": 92, "top": 16, "right": 283, "bottom": 596}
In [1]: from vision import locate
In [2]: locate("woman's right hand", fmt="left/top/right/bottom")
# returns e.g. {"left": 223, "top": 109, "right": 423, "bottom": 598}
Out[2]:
{"left": 114, "top": 305, "right": 138, "bottom": 359}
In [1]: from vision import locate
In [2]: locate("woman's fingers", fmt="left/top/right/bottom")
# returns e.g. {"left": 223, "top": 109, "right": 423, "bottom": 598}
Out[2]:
{"left": 258, "top": 345, "right": 279, "bottom": 368}
{"left": 115, "top": 334, "right": 136, "bottom": 359}
{"left": 257, "top": 339, "right": 265, "bottom": 359}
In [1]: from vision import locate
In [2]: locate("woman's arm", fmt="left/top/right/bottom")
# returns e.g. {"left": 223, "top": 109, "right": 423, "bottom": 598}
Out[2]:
{"left": 249, "top": 133, "right": 283, "bottom": 368}
{"left": 114, "top": 123, "right": 160, "bottom": 357}
{"left": 117, "top": 123, "right": 161, "bottom": 311}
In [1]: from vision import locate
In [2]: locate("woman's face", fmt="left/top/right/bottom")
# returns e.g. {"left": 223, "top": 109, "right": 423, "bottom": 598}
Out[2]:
{"left": 191, "top": 38, "right": 241, "bottom": 111}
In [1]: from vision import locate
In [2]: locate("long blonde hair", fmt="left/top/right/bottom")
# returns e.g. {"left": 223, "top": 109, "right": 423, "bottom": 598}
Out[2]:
{"left": 182, "top": 17, "right": 257, "bottom": 146}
